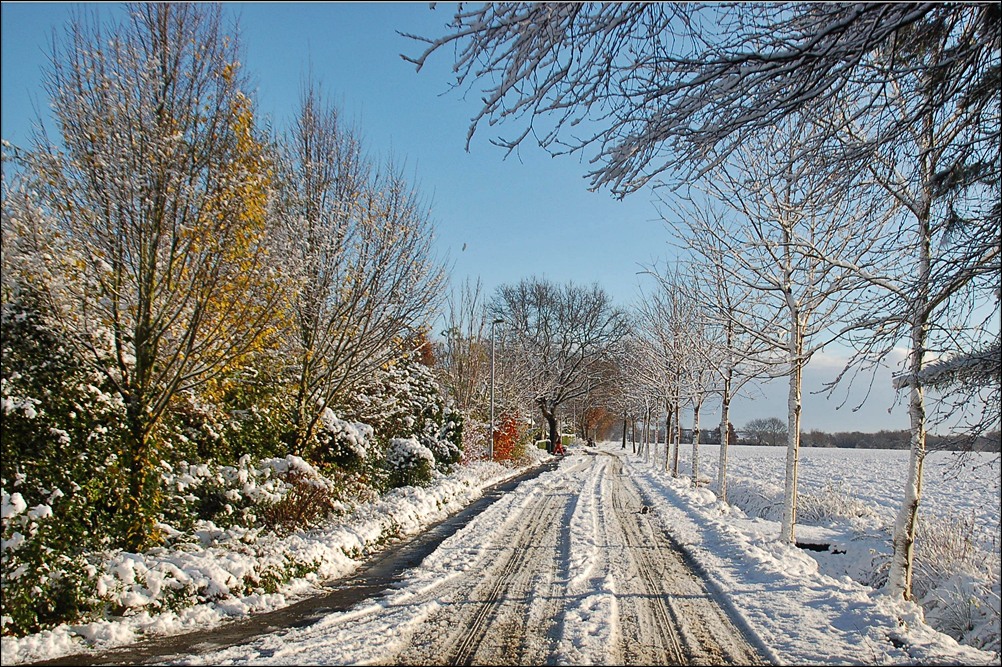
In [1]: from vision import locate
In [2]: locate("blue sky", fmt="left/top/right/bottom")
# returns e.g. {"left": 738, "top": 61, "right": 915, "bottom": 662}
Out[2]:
{"left": 2, "top": 2, "right": 666, "bottom": 309}
{"left": 2, "top": 2, "right": 918, "bottom": 433}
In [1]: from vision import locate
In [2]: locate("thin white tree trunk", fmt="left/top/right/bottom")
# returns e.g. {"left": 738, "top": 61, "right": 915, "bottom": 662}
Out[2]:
{"left": 780, "top": 341, "right": 803, "bottom": 544}
{"left": 672, "top": 402, "right": 682, "bottom": 476}
{"left": 644, "top": 405, "right": 652, "bottom": 464}
{"left": 887, "top": 186, "right": 933, "bottom": 600}
{"left": 652, "top": 406, "right": 659, "bottom": 466}
{"left": 717, "top": 368, "right": 732, "bottom": 502}
{"left": 664, "top": 403, "right": 672, "bottom": 473}
{"left": 887, "top": 343, "right": 927, "bottom": 599}
{"left": 691, "top": 397, "right": 701, "bottom": 486}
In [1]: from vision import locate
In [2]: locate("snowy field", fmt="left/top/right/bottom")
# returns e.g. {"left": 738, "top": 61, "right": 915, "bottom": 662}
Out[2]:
{"left": 687, "top": 444, "right": 1000, "bottom": 547}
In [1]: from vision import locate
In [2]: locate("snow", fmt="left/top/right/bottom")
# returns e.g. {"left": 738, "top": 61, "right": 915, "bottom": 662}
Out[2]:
{"left": 2, "top": 443, "right": 998, "bottom": 665}
{"left": 318, "top": 409, "right": 375, "bottom": 460}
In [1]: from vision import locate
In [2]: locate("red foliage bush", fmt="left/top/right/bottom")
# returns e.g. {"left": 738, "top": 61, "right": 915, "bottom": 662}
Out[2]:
{"left": 492, "top": 412, "right": 523, "bottom": 462}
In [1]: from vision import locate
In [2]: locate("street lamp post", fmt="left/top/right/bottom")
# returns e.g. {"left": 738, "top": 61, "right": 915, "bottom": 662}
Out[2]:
{"left": 489, "top": 317, "right": 503, "bottom": 460}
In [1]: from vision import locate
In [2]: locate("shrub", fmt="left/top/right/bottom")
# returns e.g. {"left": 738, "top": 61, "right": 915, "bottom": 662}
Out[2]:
{"left": 313, "top": 409, "right": 378, "bottom": 472}
{"left": 261, "top": 470, "right": 339, "bottom": 534}
{"left": 493, "top": 412, "right": 528, "bottom": 463}
{"left": 385, "top": 437, "right": 435, "bottom": 488}
{"left": 460, "top": 415, "right": 489, "bottom": 463}
{"left": 347, "top": 346, "right": 463, "bottom": 473}
{"left": 163, "top": 375, "right": 292, "bottom": 468}
{"left": 1, "top": 297, "right": 127, "bottom": 552}
{"left": 1, "top": 488, "right": 100, "bottom": 636}
{"left": 158, "top": 454, "right": 342, "bottom": 532}
{"left": 912, "top": 513, "right": 1001, "bottom": 653}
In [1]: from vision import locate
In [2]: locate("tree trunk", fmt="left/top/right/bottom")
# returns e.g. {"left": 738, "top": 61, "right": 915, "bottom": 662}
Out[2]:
{"left": 540, "top": 402, "right": 559, "bottom": 454}
{"left": 887, "top": 176, "right": 934, "bottom": 601}
{"left": 622, "top": 414, "right": 627, "bottom": 449}
{"left": 887, "top": 325, "right": 928, "bottom": 600}
{"left": 672, "top": 402, "right": 681, "bottom": 476}
{"left": 780, "top": 346, "right": 803, "bottom": 544}
{"left": 691, "top": 396, "right": 701, "bottom": 486}
{"left": 718, "top": 368, "right": 732, "bottom": 502}
{"left": 122, "top": 401, "right": 158, "bottom": 552}
{"left": 664, "top": 400, "right": 674, "bottom": 473}
{"left": 644, "top": 405, "right": 651, "bottom": 463}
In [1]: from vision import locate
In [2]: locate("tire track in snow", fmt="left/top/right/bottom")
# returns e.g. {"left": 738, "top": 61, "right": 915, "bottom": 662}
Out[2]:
{"left": 159, "top": 452, "right": 768, "bottom": 666}
{"left": 396, "top": 465, "right": 577, "bottom": 665}
{"left": 607, "top": 454, "right": 766, "bottom": 665}
{"left": 548, "top": 452, "right": 626, "bottom": 665}
{"left": 602, "top": 457, "right": 688, "bottom": 665}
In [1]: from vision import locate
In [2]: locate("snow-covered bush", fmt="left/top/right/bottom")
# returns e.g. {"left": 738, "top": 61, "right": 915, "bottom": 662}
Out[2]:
{"left": 798, "top": 481, "right": 881, "bottom": 522}
{"left": 163, "top": 362, "right": 293, "bottom": 467}
{"left": 912, "top": 513, "right": 1001, "bottom": 653}
{"left": 348, "top": 343, "right": 464, "bottom": 479}
{"left": 159, "top": 455, "right": 341, "bottom": 533}
{"left": 385, "top": 437, "right": 435, "bottom": 488}
{"left": 1, "top": 298, "right": 128, "bottom": 544}
{"left": 313, "top": 408, "right": 378, "bottom": 471}
{"left": 0, "top": 296, "right": 135, "bottom": 637}
{"left": 1, "top": 487, "right": 99, "bottom": 636}
{"left": 920, "top": 573, "right": 1001, "bottom": 655}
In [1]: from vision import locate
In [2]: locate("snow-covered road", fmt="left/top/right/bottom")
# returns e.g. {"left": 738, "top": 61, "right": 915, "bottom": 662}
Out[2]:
{"left": 172, "top": 449, "right": 766, "bottom": 665}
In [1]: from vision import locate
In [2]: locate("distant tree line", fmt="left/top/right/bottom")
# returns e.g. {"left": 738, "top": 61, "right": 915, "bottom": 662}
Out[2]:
{"left": 601, "top": 418, "right": 1001, "bottom": 452}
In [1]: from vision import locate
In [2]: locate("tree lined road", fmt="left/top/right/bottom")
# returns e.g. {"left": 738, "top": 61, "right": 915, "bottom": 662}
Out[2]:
{"left": 174, "top": 450, "right": 768, "bottom": 665}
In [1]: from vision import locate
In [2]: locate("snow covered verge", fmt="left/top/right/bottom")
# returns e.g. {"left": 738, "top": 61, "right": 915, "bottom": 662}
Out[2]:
{"left": 621, "top": 442, "right": 1000, "bottom": 665}
{"left": 0, "top": 449, "right": 547, "bottom": 666}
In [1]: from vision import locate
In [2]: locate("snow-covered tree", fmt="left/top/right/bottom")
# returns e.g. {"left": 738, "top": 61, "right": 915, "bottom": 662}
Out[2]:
{"left": 633, "top": 272, "right": 688, "bottom": 473}
{"left": 404, "top": 4, "right": 997, "bottom": 196}
{"left": 802, "top": 16, "right": 1000, "bottom": 600}
{"left": 274, "top": 85, "right": 446, "bottom": 457}
{"left": 435, "top": 279, "right": 492, "bottom": 418}
{"left": 666, "top": 120, "right": 874, "bottom": 544}
{"left": 641, "top": 257, "right": 763, "bottom": 498}
{"left": 689, "top": 256, "right": 764, "bottom": 502}
{"left": 347, "top": 338, "right": 463, "bottom": 480}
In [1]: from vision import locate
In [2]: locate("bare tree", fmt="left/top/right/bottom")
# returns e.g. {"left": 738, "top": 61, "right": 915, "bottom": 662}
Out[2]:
{"left": 434, "top": 278, "right": 536, "bottom": 458}
{"left": 403, "top": 4, "right": 997, "bottom": 196}
{"left": 435, "top": 278, "right": 491, "bottom": 417}
{"left": 642, "top": 255, "right": 764, "bottom": 499}
{"left": 666, "top": 120, "right": 874, "bottom": 544}
{"left": 691, "top": 256, "right": 765, "bottom": 503}
{"left": 2, "top": 4, "right": 284, "bottom": 550}
{"left": 679, "top": 302, "right": 719, "bottom": 488}
{"left": 744, "top": 418, "right": 789, "bottom": 448}
{"left": 800, "top": 23, "right": 1000, "bottom": 600}
{"left": 275, "top": 86, "right": 446, "bottom": 456}
{"left": 634, "top": 269, "right": 690, "bottom": 475}
{"left": 490, "top": 278, "right": 630, "bottom": 453}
